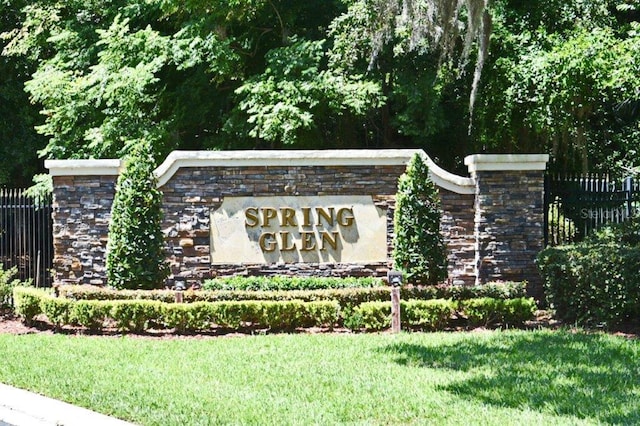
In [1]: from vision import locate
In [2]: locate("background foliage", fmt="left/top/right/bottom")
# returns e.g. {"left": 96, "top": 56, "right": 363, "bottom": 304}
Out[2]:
{"left": 0, "top": 264, "right": 21, "bottom": 310}
{"left": 0, "top": 0, "right": 638, "bottom": 185}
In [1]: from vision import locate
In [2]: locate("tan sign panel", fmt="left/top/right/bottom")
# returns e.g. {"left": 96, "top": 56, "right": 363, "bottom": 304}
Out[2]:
{"left": 210, "top": 196, "right": 387, "bottom": 264}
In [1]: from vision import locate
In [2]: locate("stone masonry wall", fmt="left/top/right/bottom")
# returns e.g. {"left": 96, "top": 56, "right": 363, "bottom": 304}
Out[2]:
{"left": 51, "top": 175, "right": 117, "bottom": 285}
{"left": 48, "top": 152, "right": 547, "bottom": 290}
{"left": 473, "top": 170, "right": 546, "bottom": 296}
{"left": 160, "top": 165, "right": 405, "bottom": 287}
{"left": 439, "top": 189, "right": 476, "bottom": 285}
{"left": 159, "top": 165, "right": 476, "bottom": 287}
{"left": 48, "top": 162, "right": 476, "bottom": 287}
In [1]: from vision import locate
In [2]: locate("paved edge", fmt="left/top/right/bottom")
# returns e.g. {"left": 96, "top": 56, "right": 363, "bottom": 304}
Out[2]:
{"left": 0, "top": 383, "right": 137, "bottom": 426}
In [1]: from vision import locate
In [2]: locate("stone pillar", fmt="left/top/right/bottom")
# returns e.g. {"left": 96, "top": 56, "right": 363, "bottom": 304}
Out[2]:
{"left": 439, "top": 190, "right": 476, "bottom": 286}
{"left": 45, "top": 159, "right": 122, "bottom": 285}
{"left": 464, "top": 154, "right": 549, "bottom": 297}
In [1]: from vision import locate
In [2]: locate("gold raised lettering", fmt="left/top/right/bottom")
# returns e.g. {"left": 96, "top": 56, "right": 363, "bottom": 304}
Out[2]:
{"left": 337, "top": 207, "right": 355, "bottom": 227}
{"left": 300, "top": 231, "right": 316, "bottom": 251}
{"left": 245, "top": 207, "right": 259, "bottom": 227}
{"left": 320, "top": 231, "right": 339, "bottom": 250}
{"left": 280, "top": 207, "right": 297, "bottom": 227}
{"left": 301, "top": 207, "right": 312, "bottom": 227}
{"left": 259, "top": 232, "right": 277, "bottom": 251}
{"left": 316, "top": 207, "right": 335, "bottom": 227}
{"left": 262, "top": 207, "right": 277, "bottom": 227}
{"left": 280, "top": 231, "right": 296, "bottom": 251}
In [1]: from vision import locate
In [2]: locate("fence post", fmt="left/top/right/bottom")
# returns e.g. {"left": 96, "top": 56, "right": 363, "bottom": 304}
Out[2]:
{"left": 388, "top": 270, "right": 402, "bottom": 333}
{"left": 624, "top": 176, "right": 634, "bottom": 218}
{"left": 390, "top": 286, "right": 401, "bottom": 333}
{"left": 543, "top": 174, "right": 549, "bottom": 247}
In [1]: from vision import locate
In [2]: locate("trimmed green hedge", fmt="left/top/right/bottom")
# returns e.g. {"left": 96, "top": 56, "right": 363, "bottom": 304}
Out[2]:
{"left": 347, "top": 299, "right": 456, "bottom": 331}
{"left": 202, "top": 275, "right": 382, "bottom": 291}
{"left": 15, "top": 285, "right": 534, "bottom": 334}
{"left": 202, "top": 276, "right": 526, "bottom": 296}
{"left": 459, "top": 297, "right": 538, "bottom": 327}
{"left": 14, "top": 287, "right": 339, "bottom": 333}
{"left": 58, "top": 281, "right": 527, "bottom": 309}
{"left": 346, "top": 297, "right": 536, "bottom": 331}
{"left": 13, "top": 287, "right": 45, "bottom": 324}
{"left": 402, "top": 281, "right": 527, "bottom": 300}
{"left": 58, "top": 286, "right": 392, "bottom": 312}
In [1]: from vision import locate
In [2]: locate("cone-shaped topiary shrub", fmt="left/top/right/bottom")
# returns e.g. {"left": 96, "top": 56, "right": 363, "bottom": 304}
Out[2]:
{"left": 393, "top": 153, "right": 447, "bottom": 285}
{"left": 106, "top": 142, "right": 168, "bottom": 289}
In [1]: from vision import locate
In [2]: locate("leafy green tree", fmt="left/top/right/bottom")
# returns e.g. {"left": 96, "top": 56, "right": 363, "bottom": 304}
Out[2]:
{"left": 474, "top": 0, "right": 640, "bottom": 175}
{"left": 2, "top": 0, "right": 638, "bottom": 181}
{"left": 393, "top": 153, "right": 447, "bottom": 285}
{"left": 3, "top": 0, "right": 474, "bottom": 170}
{"left": 106, "top": 142, "right": 168, "bottom": 290}
{"left": 2, "top": 0, "right": 348, "bottom": 160}
{"left": 0, "top": 0, "right": 47, "bottom": 187}
{"left": 227, "top": 38, "right": 384, "bottom": 148}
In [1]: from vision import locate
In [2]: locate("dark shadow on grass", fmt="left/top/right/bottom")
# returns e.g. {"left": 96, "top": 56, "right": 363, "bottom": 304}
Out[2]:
{"left": 382, "top": 331, "right": 640, "bottom": 424}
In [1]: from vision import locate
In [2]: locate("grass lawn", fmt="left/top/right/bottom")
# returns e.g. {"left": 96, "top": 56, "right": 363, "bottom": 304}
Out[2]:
{"left": 0, "top": 329, "right": 638, "bottom": 425}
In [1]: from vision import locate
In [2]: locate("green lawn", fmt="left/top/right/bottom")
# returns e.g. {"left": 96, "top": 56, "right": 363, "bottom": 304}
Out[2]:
{"left": 0, "top": 329, "right": 638, "bottom": 425}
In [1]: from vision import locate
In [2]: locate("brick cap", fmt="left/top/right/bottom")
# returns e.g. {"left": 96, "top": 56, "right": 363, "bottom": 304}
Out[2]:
{"left": 45, "top": 159, "right": 123, "bottom": 176}
{"left": 464, "top": 154, "right": 549, "bottom": 173}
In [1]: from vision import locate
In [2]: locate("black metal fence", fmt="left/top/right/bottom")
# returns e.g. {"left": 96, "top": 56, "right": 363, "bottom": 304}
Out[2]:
{"left": 0, "top": 188, "right": 53, "bottom": 287}
{"left": 544, "top": 174, "right": 640, "bottom": 246}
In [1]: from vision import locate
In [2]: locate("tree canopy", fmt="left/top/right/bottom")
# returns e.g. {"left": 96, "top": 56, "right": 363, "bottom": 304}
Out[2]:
{"left": 1, "top": 0, "right": 638, "bottom": 184}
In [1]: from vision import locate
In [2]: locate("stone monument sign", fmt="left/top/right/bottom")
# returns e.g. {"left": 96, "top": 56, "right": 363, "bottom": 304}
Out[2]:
{"left": 210, "top": 195, "right": 387, "bottom": 264}
{"left": 45, "top": 150, "right": 549, "bottom": 295}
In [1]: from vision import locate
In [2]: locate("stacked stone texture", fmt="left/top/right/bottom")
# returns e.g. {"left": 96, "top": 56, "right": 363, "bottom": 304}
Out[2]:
{"left": 160, "top": 165, "right": 405, "bottom": 287}
{"left": 49, "top": 159, "right": 523, "bottom": 288}
{"left": 51, "top": 175, "right": 117, "bottom": 285}
{"left": 473, "top": 170, "right": 545, "bottom": 296}
{"left": 439, "top": 190, "right": 476, "bottom": 285}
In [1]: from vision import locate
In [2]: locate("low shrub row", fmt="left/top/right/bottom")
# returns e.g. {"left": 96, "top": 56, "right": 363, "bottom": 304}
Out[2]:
{"left": 461, "top": 297, "right": 539, "bottom": 326}
{"left": 202, "top": 275, "right": 383, "bottom": 291}
{"left": 59, "top": 285, "right": 394, "bottom": 312}
{"left": 403, "top": 281, "right": 527, "bottom": 300}
{"left": 538, "top": 224, "right": 640, "bottom": 327}
{"left": 202, "top": 276, "right": 527, "bottom": 297}
{"left": 58, "top": 282, "right": 527, "bottom": 310}
{"left": 14, "top": 287, "right": 339, "bottom": 333}
{"left": 347, "top": 297, "right": 537, "bottom": 331}
{"left": 15, "top": 287, "right": 536, "bottom": 333}
{"left": 0, "top": 265, "right": 24, "bottom": 311}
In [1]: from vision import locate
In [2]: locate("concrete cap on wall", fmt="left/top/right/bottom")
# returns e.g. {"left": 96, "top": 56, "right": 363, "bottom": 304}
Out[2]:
{"left": 154, "top": 149, "right": 420, "bottom": 187}
{"left": 43, "top": 150, "right": 477, "bottom": 195}
{"left": 154, "top": 150, "right": 476, "bottom": 194}
{"left": 464, "top": 154, "right": 549, "bottom": 174}
{"left": 45, "top": 159, "right": 123, "bottom": 176}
